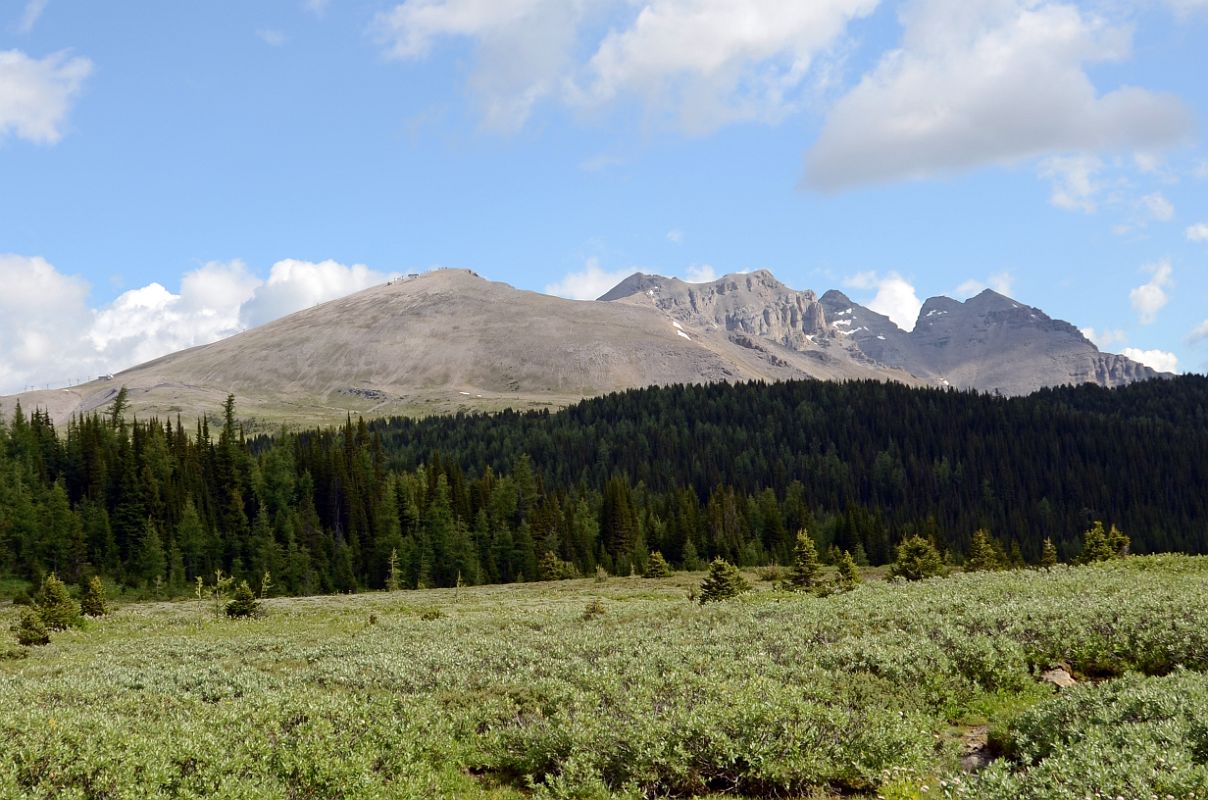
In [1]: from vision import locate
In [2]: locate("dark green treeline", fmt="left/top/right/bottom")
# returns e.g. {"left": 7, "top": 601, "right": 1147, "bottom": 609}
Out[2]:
{"left": 2, "top": 376, "right": 1206, "bottom": 594}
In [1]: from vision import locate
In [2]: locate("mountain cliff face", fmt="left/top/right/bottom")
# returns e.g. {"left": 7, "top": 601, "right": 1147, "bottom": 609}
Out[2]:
{"left": 3, "top": 268, "right": 1166, "bottom": 426}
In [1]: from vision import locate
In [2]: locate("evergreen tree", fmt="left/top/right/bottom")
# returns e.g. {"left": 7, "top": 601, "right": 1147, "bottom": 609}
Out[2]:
{"left": 644, "top": 550, "right": 671, "bottom": 578}
{"left": 699, "top": 558, "right": 751, "bottom": 604}
{"left": 835, "top": 550, "right": 861, "bottom": 590}
{"left": 787, "top": 529, "right": 821, "bottom": 590}
{"left": 965, "top": 529, "right": 1002, "bottom": 572}
{"left": 1079, "top": 521, "right": 1130, "bottom": 563}
{"left": 14, "top": 607, "right": 50, "bottom": 646}
{"left": 34, "top": 573, "right": 80, "bottom": 630}
{"left": 226, "top": 580, "right": 261, "bottom": 618}
{"left": 1040, "top": 537, "right": 1059, "bottom": 568}
{"left": 80, "top": 575, "right": 108, "bottom": 617}
{"left": 135, "top": 519, "right": 167, "bottom": 587}
{"left": 890, "top": 536, "right": 945, "bottom": 581}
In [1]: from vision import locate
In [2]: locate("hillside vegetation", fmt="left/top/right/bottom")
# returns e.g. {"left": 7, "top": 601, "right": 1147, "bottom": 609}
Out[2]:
{"left": 3, "top": 557, "right": 1208, "bottom": 799}
{"left": 3, "top": 376, "right": 1207, "bottom": 597}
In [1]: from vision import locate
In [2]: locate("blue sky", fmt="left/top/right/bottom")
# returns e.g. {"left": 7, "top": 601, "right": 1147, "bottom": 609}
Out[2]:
{"left": 1, "top": 0, "right": 1206, "bottom": 393}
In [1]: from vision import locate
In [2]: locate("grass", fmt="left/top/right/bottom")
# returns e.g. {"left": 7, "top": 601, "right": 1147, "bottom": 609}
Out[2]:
{"left": 3, "top": 558, "right": 1208, "bottom": 799}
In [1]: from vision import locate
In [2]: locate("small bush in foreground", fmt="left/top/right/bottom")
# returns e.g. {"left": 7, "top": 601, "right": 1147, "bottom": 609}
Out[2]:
{"left": 34, "top": 573, "right": 80, "bottom": 630}
{"left": 699, "top": 558, "right": 750, "bottom": 604}
{"left": 80, "top": 576, "right": 108, "bottom": 617}
{"left": 13, "top": 608, "right": 50, "bottom": 647}
{"left": 644, "top": 551, "right": 671, "bottom": 578}
{"left": 225, "top": 581, "right": 261, "bottom": 618}
{"left": 890, "top": 536, "right": 945, "bottom": 581}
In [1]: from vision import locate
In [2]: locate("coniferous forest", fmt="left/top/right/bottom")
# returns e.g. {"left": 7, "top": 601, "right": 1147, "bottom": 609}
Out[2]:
{"left": 1, "top": 376, "right": 1206, "bottom": 596}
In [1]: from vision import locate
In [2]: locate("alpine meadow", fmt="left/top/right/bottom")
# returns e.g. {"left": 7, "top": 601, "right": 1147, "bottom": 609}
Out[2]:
{"left": 5, "top": 1, "right": 1208, "bottom": 799}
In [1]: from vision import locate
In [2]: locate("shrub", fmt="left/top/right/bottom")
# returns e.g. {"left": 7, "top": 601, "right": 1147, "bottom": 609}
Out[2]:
{"left": 1039, "top": 537, "right": 1058, "bottom": 568}
{"left": 582, "top": 598, "right": 606, "bottom": 620}
{"left": 1078, "top": 521, "right": 1129, "bottom": 564}
{"left": 644, "top": 551, "right": 671, "bottom": 578}
{"left": 699, "top": 558, "right": 751, "bottom": 604}
{"left": 80, "top": 576, "right": 108, "bottom": 617}
{"left": 34, "top": 573, "right": 80, "bottom": 630}
{"left": 835, "top": 549, "right": 862, "bottom": 590}
{"left": 225, "top": 580, "right": 261, "bottom": 618}
{"left": 786, "top": 529, "right": 821, "bottom": 590}
{"left": 965, "top": 529, "right": 1003, "bottom": 572}
{"left": 13, "top": 608, "right": 50, "bottom": 647}
{"left": 538, "top": 551, "right": 578, "bottom": 581}
{"left": 890, "top": 536, "right": 945, "bottom": 581}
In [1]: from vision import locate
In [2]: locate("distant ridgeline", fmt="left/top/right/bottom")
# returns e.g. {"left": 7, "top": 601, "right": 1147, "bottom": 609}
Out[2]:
{"left": 2, "top": 376, "right": 1206, "bottom": 595}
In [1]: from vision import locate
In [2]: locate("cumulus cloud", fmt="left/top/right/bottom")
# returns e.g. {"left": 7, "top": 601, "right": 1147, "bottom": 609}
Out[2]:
{"left": 1187, "top": 223, "right": 1208, "bottom": 242}
{"left": 804, "top": 0, "right": 1194, "bottom": 191}
{"left": 1129, "top": 260, "right": 1173, "bottom": 325}
{"left": 239, "top": 259, "right": 394, "bottom": 327}
{"left": 0, "top": 256, "right": 395, "bottom": 395}
{"left": 374, "top": 0, "right": 878, "bottom": 133}
{"left": 955, "top": 272, "right": 1014, "bottom": 299}
{"left": 1122, "top": 347, "right": 1178, "bottom": 373}
{"left": 843, "top": 271, "right": 923, "bottom": 331}
{"left": 544, "top": 258, "right": 634, "bottom": 301}
{"left": 0, "top": 49, "right": 92, "bottom": 144}
{"left": 1079, "top": 327, "right": 1127, "bottom": 350}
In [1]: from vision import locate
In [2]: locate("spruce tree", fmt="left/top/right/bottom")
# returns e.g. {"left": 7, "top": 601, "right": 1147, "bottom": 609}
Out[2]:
{"left": 965, "top": 529, "right": 1002, "bottom": 572}
{"left": 835, "top": 550, "right": 862, "bottom": 590}
{"left": 698, "top": 558, "right": 751, "bottom": 604}
{"left": 14, "top": 608, "right": 50, "bottom": 646}
{"left": 1079, "top": 521, "right": 1118, "bottom": 564}
{"left": 889, "top": 536, "right": 945, "bottom": 581}
{"left": 80, "top": 575, "right": 108, "bottom": 617}
{"left": 787, "top": 530, "right": 821, "bottom": 590}
{"left": 644, "top": 550, "right": 671, "bottom": 578}
{"left": 1040, "top": 537, "right": 1059, "bottom": 568}
{"left": 226, "top": 580, "right": 261, "bottom": 618}
{"left": 34, "top": 573, "right": 80, "bottom": 630}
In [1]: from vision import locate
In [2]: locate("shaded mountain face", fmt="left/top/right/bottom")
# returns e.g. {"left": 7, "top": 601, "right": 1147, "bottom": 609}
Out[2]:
{"left": 3, "top": 268, "right": 1164, "bottom": 427}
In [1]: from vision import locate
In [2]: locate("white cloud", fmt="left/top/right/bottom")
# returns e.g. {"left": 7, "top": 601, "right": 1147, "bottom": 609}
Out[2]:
{"left": 804, "top": 0, "right": 1194, "bottom": 191}
{"left": 1129, "top": 260, "right": 1173, "bottom": 325}
{"left": 16, "top": 0, "right": 49, "bottom": 34}
{"left": 1195, "top": 160, "right": 1208, "bottom": 180}
{"left": 843, "top": 271, "right": 922, "bottom": 331}
{"left": 579, "top": 153, "right": 624, "bottom": 173}
{"left": 0, "top": 49, "right": 92, "bottom": 144}
{"left": 304, "top": 0, "right": 330, "bottom": 15}
{"left": 1040, "top": 154, "right": 1104, "bottom": 213}
{"left": 1139, "top": 192, "right": 1174, "bottom": 223}
{"left": 1189, "top": 320, "right": 1208, "bottom": 343}
{"left": 666, "top": 228, "right": 683, "bottom": 244}
{"left": 1165, "top": 0, "right": 1208, "bottom": 16}
{"left": 571, "top": 0, "right": 880, "bottom": 133}
{"left": 0, "top": 256, "right": 396, "bottom": 395}
{"left": 1080, "top": 327, "right": 1127, "bottom": 350}
{"left": 1122, "top": 347, "right": 1178, "bottom": 373}
{"left": 955, "top": 272, "right": 1014, "bottom": 299}
{"left": 1187, "top": 223, "right": 1208, "bottom": 242}
{"left": 257, "top": 29, "right": 288, "bottom": 47}
{"left": 374, "top": 0, "right": 879, "bottom": 133}
{"left": 682, "top": 264, "right": 717, "bottom": 283}
{"left": 544, "top": 257, "right": 633, "bottom": 301}
{"left": 239, "top": 259, "right": 393, "bottom": 327}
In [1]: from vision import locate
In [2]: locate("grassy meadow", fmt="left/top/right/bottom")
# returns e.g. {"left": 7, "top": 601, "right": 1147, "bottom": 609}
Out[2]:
{"left": 3, "top": 558, "right": 1208, "bottom": 799}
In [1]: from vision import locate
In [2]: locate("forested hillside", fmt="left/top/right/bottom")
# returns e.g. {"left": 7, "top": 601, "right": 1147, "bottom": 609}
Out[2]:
{"left": 2, "top": 377, "right": 1206, "bottom": 595}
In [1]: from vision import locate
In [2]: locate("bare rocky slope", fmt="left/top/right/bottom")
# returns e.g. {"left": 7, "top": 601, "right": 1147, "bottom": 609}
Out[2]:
{"left": 3, "top": 268, "right": 1164, "bottom": 427}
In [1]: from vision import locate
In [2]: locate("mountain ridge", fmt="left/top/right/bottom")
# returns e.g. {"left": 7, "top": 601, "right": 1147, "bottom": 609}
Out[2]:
{"left": 1, "top": 268, "right": 1165, "bottom": 426}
